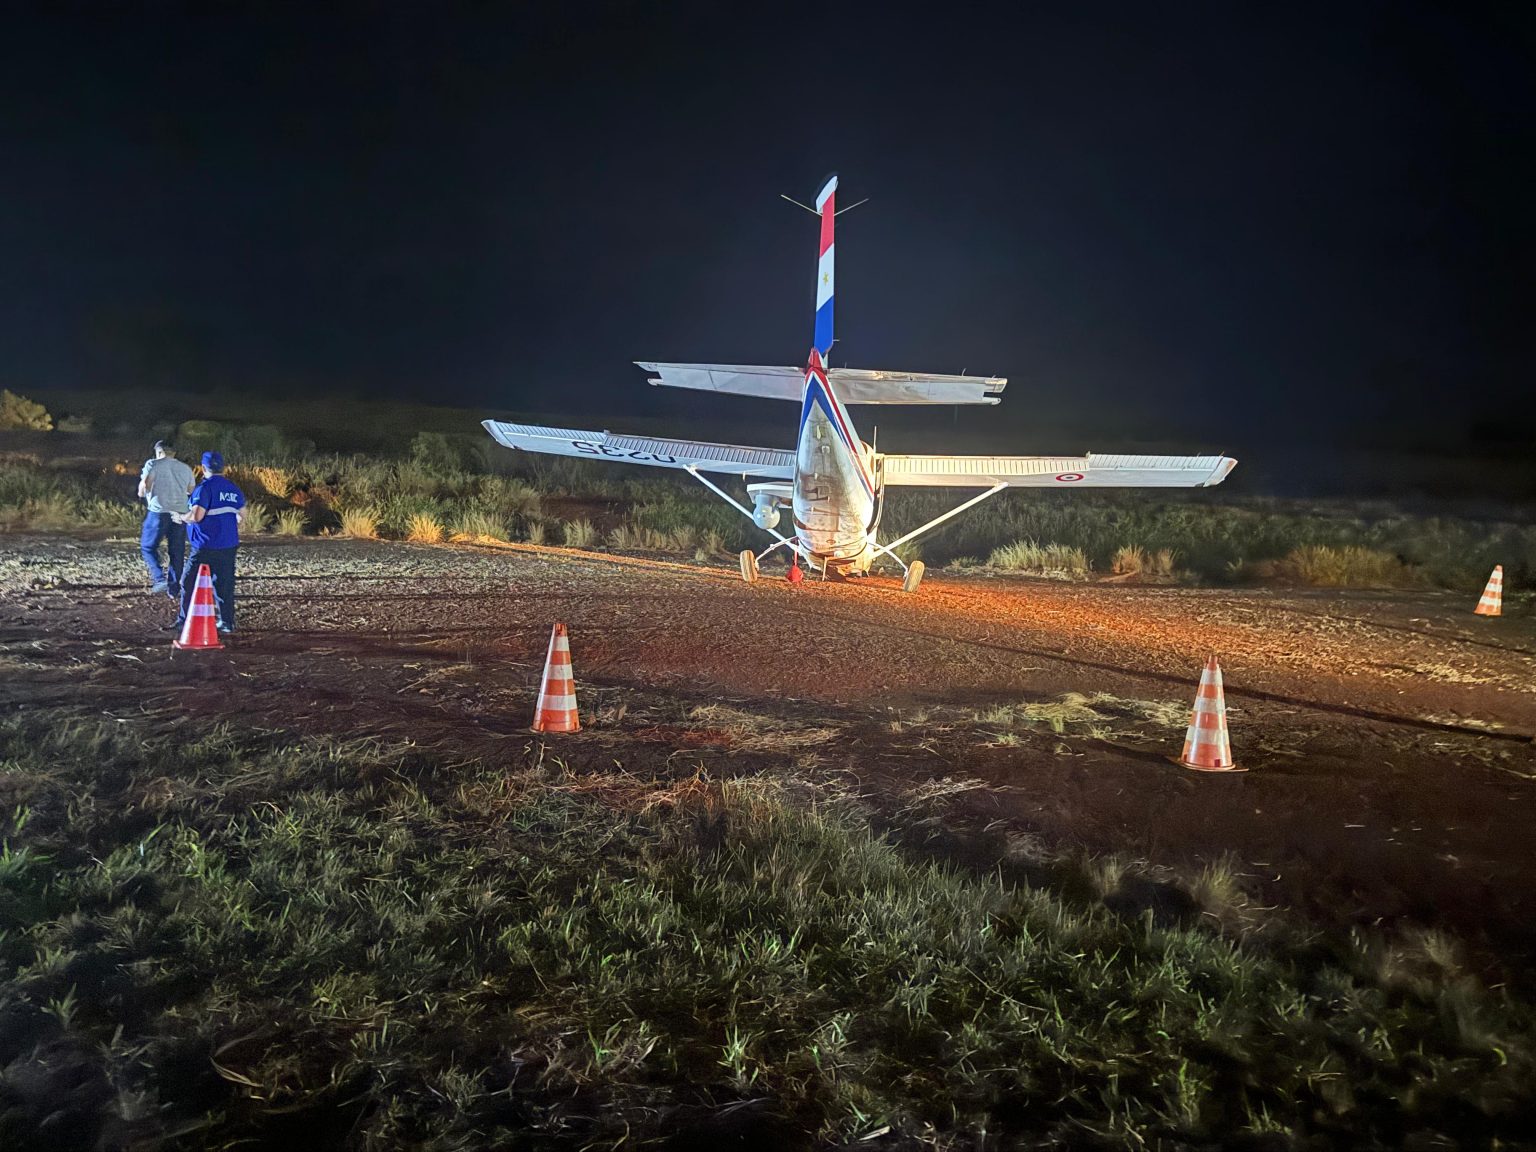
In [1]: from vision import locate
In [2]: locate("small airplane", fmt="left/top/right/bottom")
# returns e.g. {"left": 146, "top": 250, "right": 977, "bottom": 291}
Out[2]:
{"left": 485, "top": 175, "right": 1236, "bottom": 592}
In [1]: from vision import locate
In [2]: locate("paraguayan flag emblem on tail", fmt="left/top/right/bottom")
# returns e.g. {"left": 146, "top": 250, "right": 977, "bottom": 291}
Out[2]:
{"left": 813, "top": 174, "right": 836, "bottom": 359}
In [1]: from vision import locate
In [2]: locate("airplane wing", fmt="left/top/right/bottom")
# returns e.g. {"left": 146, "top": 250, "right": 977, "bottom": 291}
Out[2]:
{"left": 880, "top": 452, "right": 1237, "bottom": 488}
{"left": 482, "top": 421, "right": 796, "bottom": 479}
{"left": 637, "top": 362, "right": 1006, "bottom": 405}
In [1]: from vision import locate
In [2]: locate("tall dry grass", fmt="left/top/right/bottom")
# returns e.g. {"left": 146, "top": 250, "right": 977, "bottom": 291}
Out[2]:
{"left": 1280, "top": 545, "right": 1415, "bottom": 587}
{"left": 988, "top": 539, "right": 1092, "bottom": 578}
{"left": 406, "top": 511, "right": 446, "bottom": 544}
{"left": 274, "top": 508, "right": 307, "bottom": 536}
{"left": 338, "top": 505, "right": 381, "bottom": 540}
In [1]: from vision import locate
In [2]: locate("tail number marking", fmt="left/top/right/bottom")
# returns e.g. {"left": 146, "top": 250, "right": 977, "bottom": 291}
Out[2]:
{"left": 572, "top": 441, "right": 678, "bottom": 464}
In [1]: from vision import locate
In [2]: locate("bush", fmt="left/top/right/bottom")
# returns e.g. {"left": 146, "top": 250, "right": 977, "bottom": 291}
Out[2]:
{"left": 0, "top": 390, "right": 52, "bottom": 431}
{"left": 479, "top": 476, "right": 542, "bottom": 520}
{"left": 0, "top": 457, "right": 141, "bottom": 532}
{"left": 176, "top": 421, "right": 310, "bottom": 461}
{"left": 409, "top": 431, "right": 467, "bottom": 477}
{"left": 563, "top": 518, "right": 597, "bottom": 548}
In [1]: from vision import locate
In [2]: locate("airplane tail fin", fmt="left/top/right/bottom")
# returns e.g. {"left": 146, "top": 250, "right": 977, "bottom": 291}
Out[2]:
{"left": 812, "top": 174, "right": 836, "bottom": 360}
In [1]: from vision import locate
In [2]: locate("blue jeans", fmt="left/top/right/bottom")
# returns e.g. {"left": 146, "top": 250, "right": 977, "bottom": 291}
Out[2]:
{"left": 140, "top": 512, "right": 186, "bottom": 592}
{"left": 178, "top": 546, "right": 238, "bottom": 631}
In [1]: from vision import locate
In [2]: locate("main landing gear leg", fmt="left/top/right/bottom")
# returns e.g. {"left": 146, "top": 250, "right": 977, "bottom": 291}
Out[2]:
{"left": 866, "top": 482, "right": 1008, "bottom": 595}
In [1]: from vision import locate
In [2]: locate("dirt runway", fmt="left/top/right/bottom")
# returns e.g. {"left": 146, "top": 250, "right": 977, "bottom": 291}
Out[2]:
{"left": 3, "top": 535, "right": 1534, "bottom": 980}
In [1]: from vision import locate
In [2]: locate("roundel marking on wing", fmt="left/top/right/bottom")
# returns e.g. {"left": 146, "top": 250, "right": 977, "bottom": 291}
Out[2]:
{"left": 1055, "top": 473, "right": 1085, "bottom": 482}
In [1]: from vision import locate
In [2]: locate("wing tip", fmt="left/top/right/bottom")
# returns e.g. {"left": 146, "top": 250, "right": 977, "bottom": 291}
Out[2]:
{"left": 1205, "top": 457, "right": 1239, "bottom": 486}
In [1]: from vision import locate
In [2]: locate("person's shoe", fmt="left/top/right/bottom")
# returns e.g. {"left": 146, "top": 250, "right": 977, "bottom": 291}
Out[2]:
{"left": 216, "top": 625, "right": 234, "bottom": 635}
{"left": 149, "top": 581, "right": 169, "bottom": 595}
{"left": 168, "top": 620, "right": 185, "bottom": 632}
{"left": 166, "top": 585, "right": 180, "bottom": 601}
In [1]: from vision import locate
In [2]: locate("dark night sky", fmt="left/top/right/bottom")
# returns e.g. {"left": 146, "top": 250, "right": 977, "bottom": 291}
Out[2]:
{"left": 2, "top": 1, "right": 1532, "bottom": 449}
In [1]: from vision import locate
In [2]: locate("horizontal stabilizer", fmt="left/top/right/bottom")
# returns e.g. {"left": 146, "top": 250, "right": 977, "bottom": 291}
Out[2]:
{"left": 483, "top": 420, "right": 795, "bottom": 479}
{"left": 881, "top": 452, "right": 1237, "bottom": 488}
{"left": 637, "top": 362, "right": 1006, "bottom": 405}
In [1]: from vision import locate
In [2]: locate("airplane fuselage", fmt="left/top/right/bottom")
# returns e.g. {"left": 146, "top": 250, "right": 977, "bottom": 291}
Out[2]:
{"left": 792, "top": 353, "right": 880, "bottom": 573}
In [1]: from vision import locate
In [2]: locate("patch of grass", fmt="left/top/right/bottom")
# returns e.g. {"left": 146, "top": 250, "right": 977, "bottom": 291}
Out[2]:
{"left": 1112, "top": 544, "right": 1147, "bottom": 575}
{"left": 478, "top": 475, "right": 542, "bottom": 520}
{"left": 564, "top": 518, "right": 598, "bottom": 548}
{"left": 245, "top": 504, "right": 277, "bottom": 534}
{"left": 2, "top": 713, "right": 1535, "bottom": 1147}
{"left": 0, "top": 458, "right": 145, "bottom": 533}
{"left": 337, "top": 504, "right": 381, "bottom": 540}
{"left": 987, "top": 538, "right": 1092, "bottom": 579}
{"left": 405, "top": 511, "right": 445, "bottom": 544}
{"left": 74, "top": 499, "right": 139, "bottom": 534}
{"left": 1279, "top": 544, "right": 1417, "bottom": 587}
{"left": 1115, "top": 545, "right": 1178, "bottom": 578}
{"left": 226, "top": 464, "right": 294, "bottom": 501}
{"left": 1189, "top": 855, "right": 1250, "bottom": 922}
{"left": 1089, "top": 692, "right": 1191, "bottom": 730}
{"left": 451, "top": 508, "right": 508, "bottom": 542}
{"left": 273, "top": 508, "right": 307, "bottom": 536}
{"left": 607, "top": 521, "right": 668, "bottom": 551}
{"left": 683, "top": 704, "right": 841, "bottom": 751}
{"left": 8, "top": 431, "right": 1536, "bottom": 590}
{"left": 978, "top": 693, "right": 1107, "bottom": 735}
{"left": 1, "top": 713, "right": 1535, "bottom": 1147}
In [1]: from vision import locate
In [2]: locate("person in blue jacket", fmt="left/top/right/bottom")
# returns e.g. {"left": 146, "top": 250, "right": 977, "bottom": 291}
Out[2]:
{"left": 171, "top": 451, "right": 247, "bottom": 634}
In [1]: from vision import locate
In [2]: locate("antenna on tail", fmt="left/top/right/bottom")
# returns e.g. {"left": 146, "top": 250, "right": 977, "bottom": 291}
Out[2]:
{"left": 780, "top": 194, "right": 820, "bottom": 215}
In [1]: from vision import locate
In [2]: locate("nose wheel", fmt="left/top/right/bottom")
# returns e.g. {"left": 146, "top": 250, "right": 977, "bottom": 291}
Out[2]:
{"left": 739, "top": 549, "right": 760, "bottom": 583}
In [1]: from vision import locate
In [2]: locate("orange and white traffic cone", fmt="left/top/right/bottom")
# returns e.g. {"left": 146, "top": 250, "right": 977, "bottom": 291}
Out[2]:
{"left": 1173, "top": 656, "right": 1242, "bottom": 772}
{"left": 531, "top": 622, "right": 580, "bottom": 733}
{"left": 1474, "top": 565, "right": 1503, "bottom": 617}
{"left": 173, "top": 564, "right": 223, "bottom": 651}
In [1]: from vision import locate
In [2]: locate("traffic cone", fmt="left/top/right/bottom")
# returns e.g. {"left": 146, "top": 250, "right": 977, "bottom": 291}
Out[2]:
{"left": 786, "top": 556, "right": 803, "bottom": 585}
{"left": 173, "top": 564, "right": 223, "bottom": 651}
{"left": 1173, "top": 656, "right": 1242, "bottom": 772}
{"left": 531, "top": 622, "right": 580, "bottom": 733}
{"left": 1474, "top": 565, "right": 1503, "bottom": 617}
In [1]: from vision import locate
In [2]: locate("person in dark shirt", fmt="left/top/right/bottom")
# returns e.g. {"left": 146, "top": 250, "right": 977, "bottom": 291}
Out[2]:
{"left": 171, "top": 452, "right": 247, "bottom": 634}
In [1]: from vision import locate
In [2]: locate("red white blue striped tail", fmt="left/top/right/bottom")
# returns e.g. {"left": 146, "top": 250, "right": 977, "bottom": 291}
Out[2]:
{"left": 812, "top": 174, "right": 836, "bottom": 359}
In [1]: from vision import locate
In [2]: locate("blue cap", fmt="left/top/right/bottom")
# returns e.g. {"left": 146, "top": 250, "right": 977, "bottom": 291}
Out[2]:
{"left": 202, "top": 451, "right": 224, "bottom": 472}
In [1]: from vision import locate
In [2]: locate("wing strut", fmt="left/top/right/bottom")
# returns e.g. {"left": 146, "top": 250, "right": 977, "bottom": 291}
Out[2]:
{"left": 683, "top": 466, "right": 808, "bottom": 561}
{"left": 866, "top": 482, "right": 1008, "bottom": 571}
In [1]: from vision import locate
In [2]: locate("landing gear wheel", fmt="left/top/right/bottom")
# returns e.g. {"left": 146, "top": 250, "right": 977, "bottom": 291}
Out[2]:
{"left": 902, "top": 560, "right": 925, "bottom": 594}
{"left": 739, "top": 549, "right": 760, "bottom": 583}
